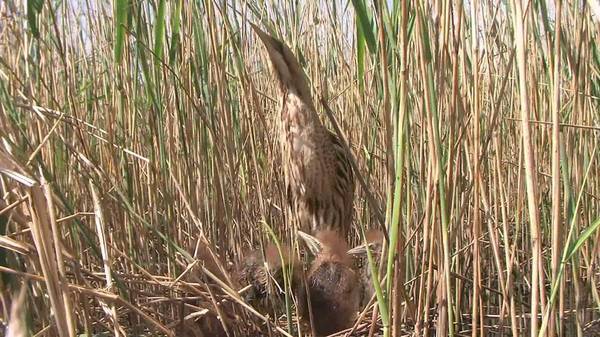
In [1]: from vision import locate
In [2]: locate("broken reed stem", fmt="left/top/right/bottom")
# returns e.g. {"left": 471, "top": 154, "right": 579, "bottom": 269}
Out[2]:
{"left": 27, "top": 184, "right": 72, "bottom": 337}
{"left": 0, "top": 265, "right": 174, "bottom": 337}
{"left": 89, "top": 180, "right": 123, "bottom": 336}
{"left": 41, "top": 174, "right": 76, "bottom": 337}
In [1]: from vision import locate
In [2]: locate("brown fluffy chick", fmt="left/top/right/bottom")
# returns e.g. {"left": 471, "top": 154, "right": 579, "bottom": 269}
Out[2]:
{"left": 298, "top": 230, "right": 361, "bottom": 336}
{"left": 237, "top": 243, "right": 299, "bottom": 312}
{"left": 348, "top": 229, "right": 385, "bottom": 307}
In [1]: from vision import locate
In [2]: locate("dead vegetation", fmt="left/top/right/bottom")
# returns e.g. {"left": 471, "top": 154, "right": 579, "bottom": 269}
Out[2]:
{"left": 0, "top": 0, "right": 600, "bottom": 336}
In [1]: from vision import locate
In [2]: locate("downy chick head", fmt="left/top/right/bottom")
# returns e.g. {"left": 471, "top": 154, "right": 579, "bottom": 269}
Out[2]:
{"left": 348, "top": 229, "right": 386, "bottom": 307}
{"left": 238, "top": 243, "right": 299, "bottom": 311}
{"left": 348, "top": 229, "right": 385, "bottom": 267}
{"left": 298, "top": 230, "right": 361, "bottom": 336}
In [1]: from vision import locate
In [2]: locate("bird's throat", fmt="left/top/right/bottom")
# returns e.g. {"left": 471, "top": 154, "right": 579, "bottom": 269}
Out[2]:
{"left": 280, "top": 92, "right": 319, "bottom": 131}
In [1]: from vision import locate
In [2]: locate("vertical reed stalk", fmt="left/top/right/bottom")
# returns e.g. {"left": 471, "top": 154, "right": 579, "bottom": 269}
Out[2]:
{"left": 511, "top": 1, "right": 544, "bottom": 335}
{"left": 469, "top": 0, "right": 482, "bottom": 335}
{"left": 415, "top": 2, "right": 453, "bottom": 336}
{"left": 549, "top": 1, "right": 563, "bottom": 336}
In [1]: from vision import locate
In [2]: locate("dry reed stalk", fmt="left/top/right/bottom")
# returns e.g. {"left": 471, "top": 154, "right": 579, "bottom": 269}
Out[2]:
{"left": 511, "top": 0, "right": 544, "bottom": 335}
{"left": 40, "top": 174, "right": 76, "bottom": 337}
{"left": 0, "top": 1, "right": 599, "bottom": 336}
{"left": 549, "top": 1, "right": 563, "bottom": 336}
{"left": 6, "top": 283, "right": 28, "bottom": 337}
{"left": 414, "top": 3, "right": 454, "bottom": 336}
{"left": 89, "top": 180, "right": 124, "bottom": 336}
{"left": 27, "top": 184, "right": 73, "bottom": 337}
{"left": 469, "top": 0, "right": 482, "bottom": 335}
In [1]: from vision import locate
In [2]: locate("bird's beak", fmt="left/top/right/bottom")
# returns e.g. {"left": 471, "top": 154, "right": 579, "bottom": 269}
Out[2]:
{"left": 248, "top": 21, "right": 312, "bottom": 103}
{"left": 249, "top": 22, "right": 282, "bottom": 57}
{"left": 297, "top": 230, "right": 322, "bottom": 256}
{"left": 347, "top": 242, "right": 377, "bottom": 256}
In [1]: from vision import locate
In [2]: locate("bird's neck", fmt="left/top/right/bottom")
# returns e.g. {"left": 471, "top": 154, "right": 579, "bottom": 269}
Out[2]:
{"left": 280, "top": 91, "right": 320, "bottom": 129}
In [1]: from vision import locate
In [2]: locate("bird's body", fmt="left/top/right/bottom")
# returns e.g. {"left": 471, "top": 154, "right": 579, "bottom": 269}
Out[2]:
{"left": 252, "top": 24, "right": 355, "bottom": 237}
{"left": 282, "top": 93, "right": 354, "bottom": 236}
{"left": 297, "top": 230, "right": 361, "bottom": 335}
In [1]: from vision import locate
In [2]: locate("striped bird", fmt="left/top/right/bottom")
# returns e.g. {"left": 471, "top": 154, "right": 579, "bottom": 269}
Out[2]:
{"left": 237, "top": 243, "right": 299, "bottom": 312}
{"left": 251, "top": 24, "right": 355, "bottom": 237}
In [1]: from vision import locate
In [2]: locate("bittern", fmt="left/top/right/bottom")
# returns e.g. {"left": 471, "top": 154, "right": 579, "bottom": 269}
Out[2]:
{"left": 298, "top": 230, "right": 361, "bottom": 335}
{"left": 348, "top": 229, "right": 385, "bottom": 307}
{"left": 237, "top": 243, "right": 299, "bottom": 311}
{"left": 251, "top": 24, "right": 355, "bottom": 237}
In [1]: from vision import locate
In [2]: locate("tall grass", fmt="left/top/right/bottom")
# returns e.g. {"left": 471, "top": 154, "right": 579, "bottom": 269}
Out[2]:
{"left": 0, "top": 0, "right": 599, "bottom": 336}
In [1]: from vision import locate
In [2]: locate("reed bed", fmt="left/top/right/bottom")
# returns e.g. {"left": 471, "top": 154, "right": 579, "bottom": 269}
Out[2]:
{"left": 0, "top": 0, "right": 599, "bottom": 336}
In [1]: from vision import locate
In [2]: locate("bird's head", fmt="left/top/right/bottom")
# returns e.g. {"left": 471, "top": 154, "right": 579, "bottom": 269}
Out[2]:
{"left": 237, "top": 242, "right": 299, "bottom": 304}
{"left": 347, "top": 228, "right": 385, "bottom": 257}
{"left": 250, "top": 23, "right": 313, "bottom": 108}
{"left": 298, "top": 230, "right": 352, "bottom": 267}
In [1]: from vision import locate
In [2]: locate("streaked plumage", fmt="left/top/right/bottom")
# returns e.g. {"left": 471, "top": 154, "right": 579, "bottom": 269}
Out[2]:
{"left": 251, "top": 24, "right": 355, "bottom": 237}
{"left": 237, "top": 243, "right": 299, "bottom": 311}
